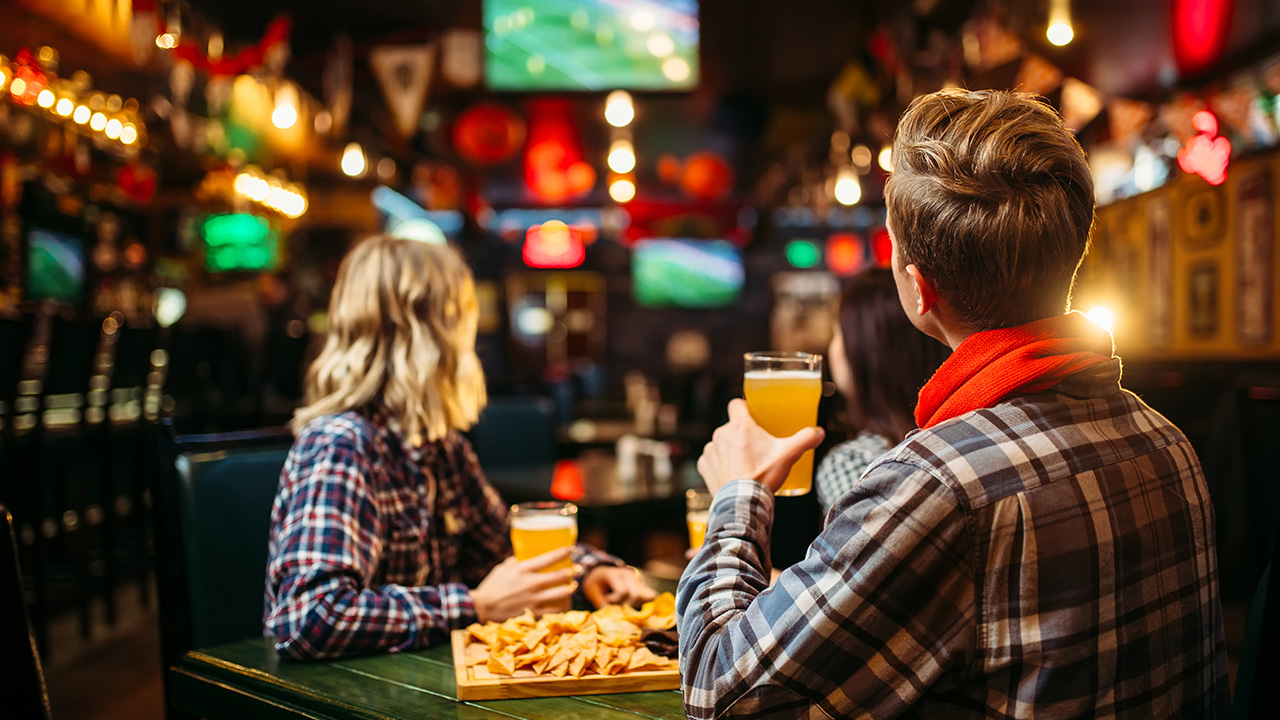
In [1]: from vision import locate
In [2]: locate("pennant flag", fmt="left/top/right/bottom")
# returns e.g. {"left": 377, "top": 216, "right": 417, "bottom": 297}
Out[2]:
{"left": 1210, "top": 83, "right": 1258, "bottom": 138}
{"left": 1159, "top": 93, "right": 1207, "bottom": 143}
{"left": 1107, "top": 97, "right": 1154, "bottom": 147}
{"left": 370, "top": 44, "right": 435, "bottom": 138}
{"left": 441, "top": 29, "right": 482, "bottom": 88}
{"left": 1015, "top": 53, "right": 1063, "bottom": 96}
{"left": 964, "top": 17, "right": 1024, "bottom": 70}
{"left": 323, "top": 35, "right": 353, "bottom": 135}
{"left": 1060, "top": 78, "right": 1102, "bottom": 133}
{"left": 1262, "top": 53, "right": 1280, "bottom": 94}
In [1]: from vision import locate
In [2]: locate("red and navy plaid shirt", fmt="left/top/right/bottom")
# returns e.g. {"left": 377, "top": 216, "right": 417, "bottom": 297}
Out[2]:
{"left": 264, "top": 408, "right": 617, "bottom": 660}
{"left": 678, "top": 360, "right": 1230, "bottom": 718}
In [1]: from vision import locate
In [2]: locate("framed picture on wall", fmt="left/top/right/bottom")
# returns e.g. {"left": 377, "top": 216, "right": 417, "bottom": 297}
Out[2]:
{"left": 1236, "top": 167, "right": 1273, "bottom": 345}
{"left": 1189, "top": 262, "right": 1219, "bottom": 339}
{"left": 1146, "top": 196, "right": 1173, "bottom": 347}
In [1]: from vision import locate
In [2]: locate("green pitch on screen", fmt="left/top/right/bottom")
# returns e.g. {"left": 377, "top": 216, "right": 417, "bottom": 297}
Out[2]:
{"left": 484, "top": 0, "right": 700, "bottom": 90}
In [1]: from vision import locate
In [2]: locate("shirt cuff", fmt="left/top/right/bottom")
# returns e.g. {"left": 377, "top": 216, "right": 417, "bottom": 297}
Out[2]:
{"left": 438, "top": 582, "right": 478, "bottom": 629}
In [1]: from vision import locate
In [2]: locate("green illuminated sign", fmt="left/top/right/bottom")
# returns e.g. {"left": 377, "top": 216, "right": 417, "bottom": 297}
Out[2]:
{"left": 201, "top": 213, "right": 279, "bottom": 272}
{"left": 785, "top": 239, "right": 821, "bottom": 269}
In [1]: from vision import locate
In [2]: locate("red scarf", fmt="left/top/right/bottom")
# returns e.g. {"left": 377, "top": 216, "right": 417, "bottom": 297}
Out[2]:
{"left": 915, "top": 312, "right": 1114, "bottom": 429}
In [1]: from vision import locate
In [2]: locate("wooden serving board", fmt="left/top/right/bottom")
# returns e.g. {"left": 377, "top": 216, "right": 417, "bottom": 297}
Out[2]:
{"left": 449, "top": 629, "right": 680, "bottom": 701}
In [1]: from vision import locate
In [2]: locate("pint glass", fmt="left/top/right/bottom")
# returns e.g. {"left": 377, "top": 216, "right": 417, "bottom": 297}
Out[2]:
{"left": 509, "top": 501, "right": 578, "bottom": 573}
{"left": 685, "top": 489, "right": 711, "bottom": 549}
{"left": 743, "top": 351, "right": 823, "bottom": 496}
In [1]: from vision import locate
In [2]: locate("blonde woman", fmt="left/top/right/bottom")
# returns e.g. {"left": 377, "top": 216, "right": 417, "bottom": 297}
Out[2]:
{"left": 264, "top": 235, "right": 653, "bottom": 661}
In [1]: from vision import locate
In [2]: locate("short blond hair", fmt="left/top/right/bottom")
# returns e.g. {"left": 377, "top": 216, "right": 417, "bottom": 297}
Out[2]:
{"left": 291, "top": 235, "right": 487, "bottom": 443}
{"left": 885, "top": 89, "right": 1095, "bottom": 331}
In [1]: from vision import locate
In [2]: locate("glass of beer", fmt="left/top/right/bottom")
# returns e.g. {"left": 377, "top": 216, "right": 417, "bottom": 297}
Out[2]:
{"left": 685, "top": 489, "right": 711, "bottom": 549}
{"left": 743, "top": 351, "right": 823, "bottom": 496}
{"left": 509, "top": 501, "right": 578, "bottom": 573}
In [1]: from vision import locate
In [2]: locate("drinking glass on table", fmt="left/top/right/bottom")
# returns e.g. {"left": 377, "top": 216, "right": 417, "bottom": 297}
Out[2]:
{"left": 509, "top": 501, "right": 578, "bottom": 574}
{"left": 743, "top": 351, "right": 823, "bottom": 496}
{"left": 685, "top": 489, "right": 712, "bottom": 549}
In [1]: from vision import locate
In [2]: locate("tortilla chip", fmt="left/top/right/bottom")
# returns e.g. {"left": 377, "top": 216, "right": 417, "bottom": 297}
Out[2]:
{"left": 521, "top": 626, "right": 550, "bottom": 651}
{"left": 627, "top": 646, "right": 669, "bottom": 672}
{"left": 467, "top": 622, "right": 498, "bottom": 646}
{"left": 465, "top": 643, "right": 489, "bottom": 667}
{"left": 486, "top": 650, "right": 517, "bottom": 676}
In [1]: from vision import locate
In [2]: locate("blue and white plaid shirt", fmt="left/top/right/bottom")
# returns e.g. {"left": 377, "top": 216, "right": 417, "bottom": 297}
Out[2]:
{"left": 678, "top": 360, "right": 1229, "bottom": 718}
{"left": 264, "top": 408, "right": 617, "bottom": 660}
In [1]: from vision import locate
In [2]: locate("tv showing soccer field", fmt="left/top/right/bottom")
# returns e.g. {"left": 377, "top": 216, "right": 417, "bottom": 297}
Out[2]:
{"left": 484, "top": 0, "right": 699, "bottom": 91}
{"left": 632, "top": 238, "right": 743, "bottom": 308}
{"left": 27, "top": 227, "right": 86, "bottom": 304}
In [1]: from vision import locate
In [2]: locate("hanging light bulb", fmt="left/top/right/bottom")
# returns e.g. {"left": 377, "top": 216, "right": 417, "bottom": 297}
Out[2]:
{"left": 104, "top": 117, "right": 123, "bottom": 139}
{"left": 37, "top": 89, "right": 55, "bottom": 108}
{"left": 73, "top": 105, "right": 90, "bottom": 124}
{"left": 877, "top": 145, "right": 893, "bottom": 172}
{"left": 272, "top": 82, "right": 298, "bottom": 129}
{"left": 834, "top": 167, "right": 861, "bottom": 205}
{"left": 90, "top": 112, "right": 107, "bottom": 131}
{"left": 609, "top": 177, "right": 636, "bottom": 203}
{"left": 1047, "top": 0, "right": 1074, "bottom": 46}
{"left": 604, "top": 90, "right": 634, "bottom": 127}
{"left": 607, "top": 139, "right": 636, "bottom": 173}
{"left": 55, "top": 97, "right": 74, "bottom": 116}
{"left": 120, "top": 124, "right": 139, "bottom": 145}
{"left": 341, "top": 142, "right": 367, "bottom": 177}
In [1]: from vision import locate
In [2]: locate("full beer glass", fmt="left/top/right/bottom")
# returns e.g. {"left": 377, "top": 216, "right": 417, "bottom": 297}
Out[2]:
{"left": 743, "top": 351, "right": 823, "bottom": 496}
{"left": 509, "top": 501, "right": 578, "bottom": 573}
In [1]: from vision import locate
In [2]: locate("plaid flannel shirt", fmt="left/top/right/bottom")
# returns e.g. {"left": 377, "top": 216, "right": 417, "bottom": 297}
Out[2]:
{"left": 678, "top": 360, "right": 1229, "bottom": 719}
{"left": 814, "top": 430, "right": 893, "bottom": 517}
{"left": 264, "top": 409, "right": 619, "bottom": 660}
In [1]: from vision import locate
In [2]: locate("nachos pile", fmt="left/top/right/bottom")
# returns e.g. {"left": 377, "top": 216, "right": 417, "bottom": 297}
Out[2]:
{"left": 462, "top": 592, "right": 679, "bottom": 679}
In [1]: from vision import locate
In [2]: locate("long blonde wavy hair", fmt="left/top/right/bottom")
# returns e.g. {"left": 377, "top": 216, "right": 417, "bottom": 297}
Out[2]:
{"left": 291, "top": 235, "right": 487, "bottom": 444}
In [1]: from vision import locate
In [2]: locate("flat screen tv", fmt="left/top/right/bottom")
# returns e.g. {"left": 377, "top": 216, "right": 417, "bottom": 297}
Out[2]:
{"left": 632, "top": 238, "right": 743, "bottom": 308}
{"left": 201, "top": 213, "right": 279, "bottom": 273}
{"left": 27, "top": 227, "right": 86, "bottom": 304}
{"left": 484, "top": 0, "right": 699, "bottom": 90}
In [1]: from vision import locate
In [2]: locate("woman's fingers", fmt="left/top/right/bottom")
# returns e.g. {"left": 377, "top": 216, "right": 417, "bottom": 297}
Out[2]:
{"left": 518, "top": 546, "right": 574, "bottom": 572}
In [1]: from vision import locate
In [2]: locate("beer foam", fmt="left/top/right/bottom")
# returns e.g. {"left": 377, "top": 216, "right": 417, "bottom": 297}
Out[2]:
{"left": 744, "top": 370, "right": 821, "bottom": 380}
{"left": 510, "top": 513, "right": 577, "bottom": 531}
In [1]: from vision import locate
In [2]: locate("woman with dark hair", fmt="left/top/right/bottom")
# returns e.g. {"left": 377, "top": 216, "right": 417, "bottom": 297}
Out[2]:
{"left": 816, "top": 267, "right": 950, "bottom": 515}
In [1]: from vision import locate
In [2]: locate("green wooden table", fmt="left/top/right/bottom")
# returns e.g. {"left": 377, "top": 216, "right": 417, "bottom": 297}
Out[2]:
{"left": 169, "top": 637, "right": 690, "bottom": 720}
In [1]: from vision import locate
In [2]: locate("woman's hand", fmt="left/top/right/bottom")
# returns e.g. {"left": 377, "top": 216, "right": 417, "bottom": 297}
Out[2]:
{"left": 471, "top": 547, "right": 578, "bottom": 623}
{"left": 581, "top": 565, "right": 658, "bottom": 608}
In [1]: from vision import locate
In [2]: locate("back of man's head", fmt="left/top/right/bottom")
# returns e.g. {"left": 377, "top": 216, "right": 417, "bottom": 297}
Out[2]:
{"left": 885, "top": 89, "right": 1095, "bottom": 332}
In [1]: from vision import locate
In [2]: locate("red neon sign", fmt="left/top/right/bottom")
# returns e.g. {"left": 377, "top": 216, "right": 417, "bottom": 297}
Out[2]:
{"left": 522, "top": 220, "right": 586, "bottom": 269}
{"left": 1177, "top": 110, "right": 1231, "bottom": 186}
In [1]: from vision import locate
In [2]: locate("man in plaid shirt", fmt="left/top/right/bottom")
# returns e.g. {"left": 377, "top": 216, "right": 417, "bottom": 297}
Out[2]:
{"left": 679, "top": 90, "right": 1229, "bottom": 718}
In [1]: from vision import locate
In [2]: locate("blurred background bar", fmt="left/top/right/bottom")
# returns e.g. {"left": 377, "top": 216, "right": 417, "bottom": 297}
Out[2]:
{"left": 0, "top": 0, "right": 1278, "bottom": 717}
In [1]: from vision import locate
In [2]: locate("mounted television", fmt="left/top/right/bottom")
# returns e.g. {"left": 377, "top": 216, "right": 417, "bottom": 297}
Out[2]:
{"left": 201, "top": 213, "right": 279, "bottom": 273}
{"left": 484, "top": 0, "right": 699, "bottom": 90}
{"left": 27, "top": 227, "right": 86, "bottom": 304}
{"left": 632, "top": 238, "right": 743, "bottom": 308}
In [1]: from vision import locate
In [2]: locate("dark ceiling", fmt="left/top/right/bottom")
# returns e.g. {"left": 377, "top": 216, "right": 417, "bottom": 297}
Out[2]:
{"left": 198, "top": 0, "right": 1280, "bottom": 105}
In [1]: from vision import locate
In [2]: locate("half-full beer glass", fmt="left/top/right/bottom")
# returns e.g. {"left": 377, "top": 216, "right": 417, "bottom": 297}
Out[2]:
{"left": 743, "top": 351, "right": 823, "bottom": 496}
{"left": 685, "top": 489, "right": 711, "bottom": 549}
{"left": 509, "top": 501, "right": 578, "bottom": 573}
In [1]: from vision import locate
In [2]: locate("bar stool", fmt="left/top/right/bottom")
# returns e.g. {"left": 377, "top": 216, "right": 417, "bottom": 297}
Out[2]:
{"left": 33, "top": 314, "right": 105, "bottom": 644}
{"left": 101, "top": 316, "right": 160, "bottom": 610}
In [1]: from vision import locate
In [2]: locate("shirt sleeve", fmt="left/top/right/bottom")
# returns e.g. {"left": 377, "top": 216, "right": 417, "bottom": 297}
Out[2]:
{"left": 264, "top": 426, "right": 478, "bottom": 661}
{"left": 676, "top": 463, "right": 975, "bottom": 719}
